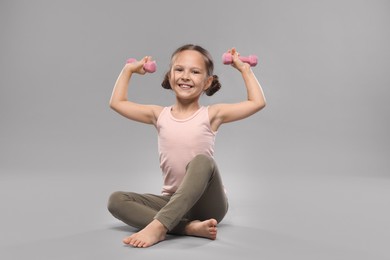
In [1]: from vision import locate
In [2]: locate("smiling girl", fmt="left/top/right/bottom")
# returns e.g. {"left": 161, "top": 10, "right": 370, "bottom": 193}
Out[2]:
{"left": 107, "top": 44, "right": 266, "bottom": 248}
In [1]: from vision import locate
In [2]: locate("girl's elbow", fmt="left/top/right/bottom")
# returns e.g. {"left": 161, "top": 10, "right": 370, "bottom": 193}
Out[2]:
{"left": 109, "top": 100, "right": 119, "bottom": 111}
{"left": 255, "top": 100, "right": 266, "bottom": 112}
{"left": 261, "top": 100, "right": 267, "bottom": 110}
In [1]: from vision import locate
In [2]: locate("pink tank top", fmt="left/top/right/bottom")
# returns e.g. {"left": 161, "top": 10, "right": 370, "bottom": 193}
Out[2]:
{"left": 156, "top": 106, "right": 216, "bottom": 195}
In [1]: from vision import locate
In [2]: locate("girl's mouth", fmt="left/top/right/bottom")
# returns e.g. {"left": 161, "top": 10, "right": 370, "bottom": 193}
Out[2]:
{"left": 179, "top": 84, "right": 193, "bottom": 89}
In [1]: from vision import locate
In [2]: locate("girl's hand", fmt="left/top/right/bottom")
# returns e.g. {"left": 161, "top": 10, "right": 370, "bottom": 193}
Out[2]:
{"left": 124, "top": 56, "right": 153, "bottom": 75}
{"left": 227, "top": 48, "right": 251, "bottom": 73}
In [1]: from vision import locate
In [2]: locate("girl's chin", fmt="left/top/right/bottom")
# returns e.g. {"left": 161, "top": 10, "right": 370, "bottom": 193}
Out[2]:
{"left": 173, "top": 87, "right": 202, "bottom": 99}
{"left": 175, "top": 93, "right": 200, "bottom": 101}
{"left": 174, "top": 88, "right": 194, "bottom": 95}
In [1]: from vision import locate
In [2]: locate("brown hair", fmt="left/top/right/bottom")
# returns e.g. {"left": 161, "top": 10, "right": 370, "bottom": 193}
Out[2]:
{"left": 161, "top": 44, "right": 221, "bottom": 96}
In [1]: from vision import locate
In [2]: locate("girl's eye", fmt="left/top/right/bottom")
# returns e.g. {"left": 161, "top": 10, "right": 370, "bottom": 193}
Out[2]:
{"left": 192, "top": 70, "right": 200, "bottom": 74}
{"left": 174, "top": 68, "right": 183, "bottom": 72}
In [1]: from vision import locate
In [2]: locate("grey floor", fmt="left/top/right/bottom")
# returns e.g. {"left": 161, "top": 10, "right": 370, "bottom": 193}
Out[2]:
{"left": 1, "top": 169, "right": 389, "bottom": 260}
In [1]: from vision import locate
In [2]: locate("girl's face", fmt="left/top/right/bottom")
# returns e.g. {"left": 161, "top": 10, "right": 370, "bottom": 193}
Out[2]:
{"left": 169, "top": 50, "right": 213, "bottom": 101}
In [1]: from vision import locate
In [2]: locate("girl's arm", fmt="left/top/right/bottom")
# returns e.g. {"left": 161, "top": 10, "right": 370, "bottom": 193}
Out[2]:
{"left": 109, "top": 56, "right": 162, "bottom": 125}
{"left": 210, "top": 49, "right": 266, "bottom": 131}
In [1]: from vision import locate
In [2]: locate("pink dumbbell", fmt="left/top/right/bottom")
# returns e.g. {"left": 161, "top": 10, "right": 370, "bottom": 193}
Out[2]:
{"left": 126, "top": 58, "right": 157, "bottom": 73}
{"left": 222, "top": 53, "right": 258, "bottom": 67}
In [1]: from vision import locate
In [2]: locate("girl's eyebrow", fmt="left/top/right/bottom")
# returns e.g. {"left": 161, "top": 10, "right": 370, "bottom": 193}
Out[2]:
{"left": 173, "top": 64, "right": 203, "bottom": 71}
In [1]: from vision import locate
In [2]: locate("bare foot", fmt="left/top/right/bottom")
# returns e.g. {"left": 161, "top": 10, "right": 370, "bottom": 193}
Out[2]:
{"left": 123, "top": 219, "right": 167, "bottom": 248}
{"left": 185, "top": 219, "right": 218, "bottom": 240}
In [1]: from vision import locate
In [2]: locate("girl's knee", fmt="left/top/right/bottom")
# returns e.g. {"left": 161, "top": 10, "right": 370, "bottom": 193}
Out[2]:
{"left": 191, "top": 154, "right": 215, "bottom": 167}
{"left": 187, "top": 154, "right": 217, "bottom": 177}
{"left": 107, "top": 191, "right": 125, "bottom": 214}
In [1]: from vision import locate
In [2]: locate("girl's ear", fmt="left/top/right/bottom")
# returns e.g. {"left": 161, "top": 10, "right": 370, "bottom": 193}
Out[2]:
{"left": 204, "top": 75, "right": 213, "bottom": 91}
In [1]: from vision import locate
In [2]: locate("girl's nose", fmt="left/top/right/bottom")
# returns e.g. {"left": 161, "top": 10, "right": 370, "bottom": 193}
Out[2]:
{"left": 182, "top": 70, "right": 190, "bottom": 80}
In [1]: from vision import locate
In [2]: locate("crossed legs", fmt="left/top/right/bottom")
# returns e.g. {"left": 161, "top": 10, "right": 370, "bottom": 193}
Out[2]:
{"left": 107, "top": 154, "right": 228, "bottom": 247}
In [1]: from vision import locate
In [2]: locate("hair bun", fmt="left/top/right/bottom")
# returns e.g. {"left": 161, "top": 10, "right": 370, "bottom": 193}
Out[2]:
{"left": 161, "top": 72, "right": 172, "bottom": 89}
{"left": 205, "top": 75, "right": 221, "bottom": 96}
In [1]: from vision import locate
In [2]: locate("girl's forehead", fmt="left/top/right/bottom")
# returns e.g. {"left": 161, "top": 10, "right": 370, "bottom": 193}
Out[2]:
{"left": 172, "top": 50, "right": 206, "bottom": 66}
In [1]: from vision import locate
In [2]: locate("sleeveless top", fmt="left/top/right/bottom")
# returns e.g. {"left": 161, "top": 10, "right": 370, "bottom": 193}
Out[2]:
{"left": 156, "top": 106, "right": 216, "bottom": 195}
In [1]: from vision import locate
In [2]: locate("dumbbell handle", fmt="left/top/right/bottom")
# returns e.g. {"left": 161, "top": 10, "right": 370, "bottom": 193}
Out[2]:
{"left": 126, "top": 58, "right": 157, "bottom": 73}
{"left": 222, "top": 53, "right": 258, "bottom": 67}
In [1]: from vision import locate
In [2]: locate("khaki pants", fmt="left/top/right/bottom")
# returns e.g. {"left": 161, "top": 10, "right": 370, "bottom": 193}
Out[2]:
{"left": 107, "top": 154, "right": 229, "bottom": 234}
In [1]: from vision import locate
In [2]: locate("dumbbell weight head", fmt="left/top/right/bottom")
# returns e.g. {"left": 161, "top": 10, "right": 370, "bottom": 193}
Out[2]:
{"left": 126, "top": 58, "right": 156, "bottom": 73}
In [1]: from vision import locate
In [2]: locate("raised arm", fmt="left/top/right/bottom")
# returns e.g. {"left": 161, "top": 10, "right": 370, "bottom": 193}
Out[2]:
{"left": 209, "top": 49, "right": 266, "bottom": 131}
{"left": 109, "top": 56, "right": 162, "bottom": 125}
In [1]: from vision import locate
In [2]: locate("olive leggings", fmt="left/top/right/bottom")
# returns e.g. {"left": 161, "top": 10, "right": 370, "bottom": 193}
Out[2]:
{"left": 107, "top": 154, "right": 228, "bottom": 234}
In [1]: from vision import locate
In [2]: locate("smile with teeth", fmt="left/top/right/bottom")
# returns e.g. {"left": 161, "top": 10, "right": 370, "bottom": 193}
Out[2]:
{"left": 179, "top": 84, "right": 193, "bottom": 89}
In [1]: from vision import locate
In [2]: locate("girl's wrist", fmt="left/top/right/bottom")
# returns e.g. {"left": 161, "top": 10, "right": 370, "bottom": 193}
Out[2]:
{"left": 122, "top": 63, "right": 135, "bottom": 74}
{"left": 240, "top": 66, "right": 253, "bottom": 77}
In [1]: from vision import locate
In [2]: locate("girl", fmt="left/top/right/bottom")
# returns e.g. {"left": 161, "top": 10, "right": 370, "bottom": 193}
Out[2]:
{"left": 107, "top": 44, "right": 266, "bottom": 248}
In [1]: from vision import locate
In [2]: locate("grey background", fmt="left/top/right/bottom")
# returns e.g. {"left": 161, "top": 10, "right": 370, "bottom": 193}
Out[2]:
{"left": 1, "top": 0, "right": 389, "bottom": 259}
